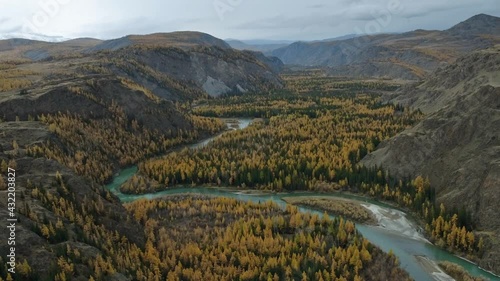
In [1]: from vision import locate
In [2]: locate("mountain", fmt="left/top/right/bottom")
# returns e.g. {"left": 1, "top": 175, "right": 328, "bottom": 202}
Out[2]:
{"left": 226, "top": 36, "right": 360, "bottom": 54}
{"left": 100, "top": 44, "right": 283, "bottom": 98}
{"left": 0, "top": 32, "right": 232, "bottom": 61}
{"left": 361, "top": 46, "right": 500, "bottom": 273}
{"left": 269, "top": 14, "right": 500, "bottom": 80}
{"left": 225, "top": 39, "right": 290, "bottom": 53}
{"left": 446, "top": 13, "right": 500, "bottom": 37}
{"left": 0, "top": 31, "right": 283, "bottom": 98}
{"left": 91, "top": 31, "right": 231, "bottom": 52}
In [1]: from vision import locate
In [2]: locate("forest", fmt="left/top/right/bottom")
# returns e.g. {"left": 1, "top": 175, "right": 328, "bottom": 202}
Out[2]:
{"left": 25, "top": 108, "right": 225, "bottom": 184}
{"left": 134, "top": 91, "right": 421, "bottom": 192}
{"left": 0, "top": 173, "right": 410, "bottom": 281}
{"left": 0, "top": 63, "right": 34, "bottom": 92}
{"left": 123, "top": 75, "right": 482, "bottom": 259}
{"left": 122, "top": 196, "right": 410, "bottom": 281}
{"left": 4, "top": 74, "right": 483, "bottom": 280}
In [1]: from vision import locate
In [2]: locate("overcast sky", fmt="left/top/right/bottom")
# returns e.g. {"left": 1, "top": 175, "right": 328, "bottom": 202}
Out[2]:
{"left": 0, "top": 0, "right": 499, "bottom": 41}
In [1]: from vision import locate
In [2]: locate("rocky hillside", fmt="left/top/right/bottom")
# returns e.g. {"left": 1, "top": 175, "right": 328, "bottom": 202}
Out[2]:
{"left": 445, "top": 13, "right": 500, "bottom": 37}
{"left": 0, "top": 30, "right": 285, "bottom": 187}
{"left": 0, "top": 126, "right": 147, "bottom": 279}
{"left": 270, "top": 14, "right": 500, "bottom": 80}
{"left": 361, "top": 46, "right": 500, "bottom": 273}
{"left": 102, "top": 44, "right": 283, "bottom": 98}
{"left": 0, "top": 32, "right": 283, "bottom": 98}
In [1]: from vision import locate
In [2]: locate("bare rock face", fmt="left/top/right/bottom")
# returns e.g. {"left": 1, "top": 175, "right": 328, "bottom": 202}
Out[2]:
{"left": 361, "top": 47, "right": 500, "bottom": 273}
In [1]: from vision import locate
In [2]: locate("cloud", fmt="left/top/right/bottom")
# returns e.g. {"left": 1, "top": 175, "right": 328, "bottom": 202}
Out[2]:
{"left": 397, "top": 1, "right": 476, "bottom": 19}
{"left": 69, "top": 17, "right": 160, "bottom": 39}
{"left": 0, "top": 17, "right": 10, "bottom": 25}
{"left": 0, "top": 18, "right": 24, "bottom": 34}
{"left": 1, "top": 0, "right": 500, "bottom": 41}
{"left": 307, "top": 4, "right": 326, "bottom": 9}
{"left": 235, "top": 12, "right": 348, "bottom": 30}
{"left": 69, "top": 16, "right": 212, "bottom": 39}
{"left": 0, "top": 25, "right": 23, "bottom": 33}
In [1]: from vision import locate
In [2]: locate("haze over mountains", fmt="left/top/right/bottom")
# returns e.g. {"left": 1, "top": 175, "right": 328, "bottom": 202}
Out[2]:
{"left": 2, "top": 14, "right": 499, "bottom": 82}
{"left": 269, "top": 14, "right": 500, "bottom": 79}
{"left": 0, "top": 33, "right": 69, "bottom": 42}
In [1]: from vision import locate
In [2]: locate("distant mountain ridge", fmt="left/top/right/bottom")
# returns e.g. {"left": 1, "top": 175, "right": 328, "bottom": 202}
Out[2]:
{"left": 91, "top": 32, "right": 231, "bottom": 52}
{"left": 225, "top": 39, "right": 289, "bottom": 53}
{"left": 226, "top": 35, "right": 361, "bottom": 53}
{"left": 269, "top": 14, "right": 500, "bottom": 80}
{"left": 0, "top": 31, "right": 284, "bottom": 98}
{"left": 0, "top": 31, "right": 233, "bottom": 61}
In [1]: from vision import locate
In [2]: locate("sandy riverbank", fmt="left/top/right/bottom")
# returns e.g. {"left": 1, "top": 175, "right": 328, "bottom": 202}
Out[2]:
{"left": 282, "top": 195, "right": 430, "bottom": 243}
{"left": 415, "top": 256, "right": 456, "bottom": 281}
{"left": 360, "top": 203, "right": 429, "bottom": 243}
{"left": 282, "top": 196, "right": 377, "bottom": 224}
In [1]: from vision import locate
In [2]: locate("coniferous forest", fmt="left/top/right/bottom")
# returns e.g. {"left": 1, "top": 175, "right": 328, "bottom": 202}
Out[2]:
{"left": 125, "top": 74, "right": 483, "bottom": 259}
{"left": 0, "top": 73, "right": 489, "bottom": 280}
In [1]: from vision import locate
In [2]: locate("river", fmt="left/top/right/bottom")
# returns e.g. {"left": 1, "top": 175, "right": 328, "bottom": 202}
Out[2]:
{"left": 106, "top": 118, "right": 499, "bottom": 281}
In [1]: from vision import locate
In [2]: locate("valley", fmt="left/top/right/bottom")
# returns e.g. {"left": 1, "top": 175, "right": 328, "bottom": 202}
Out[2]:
{"left": 0, "top": 11, "right": 499, "bottom": 281}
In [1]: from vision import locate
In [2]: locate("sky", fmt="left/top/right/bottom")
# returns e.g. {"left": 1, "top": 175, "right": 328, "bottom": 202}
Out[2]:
{"left": 0, "top": 0, "right": 499, "bottom": 41}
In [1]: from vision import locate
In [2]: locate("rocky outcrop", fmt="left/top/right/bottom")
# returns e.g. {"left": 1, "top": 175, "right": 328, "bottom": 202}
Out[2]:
{"left": 104, "top": 44, "right": 283, "bottom": 98}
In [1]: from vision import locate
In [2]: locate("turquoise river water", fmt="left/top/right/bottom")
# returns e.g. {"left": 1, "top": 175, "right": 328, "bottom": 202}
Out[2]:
{"left": 105, "top": 119, "right": 499, "bottom": 281}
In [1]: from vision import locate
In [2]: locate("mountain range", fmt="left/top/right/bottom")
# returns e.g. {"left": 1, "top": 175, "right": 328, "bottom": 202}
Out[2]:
{"left": 3, "top": 14, "right": 499, "bottom": 81}
{"left": 1, "top": 12, "right": 500, "bottom": 278}
{"left": 0, "top": 31, "right": 283, "bottom": 99}
{"left": 269, "top": 13, "right": 500, "bottom": 79}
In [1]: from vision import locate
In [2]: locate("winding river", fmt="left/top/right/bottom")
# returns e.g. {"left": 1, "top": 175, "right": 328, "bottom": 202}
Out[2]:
{"left": 106, "top": 119, "right": 499, "bottom": 281}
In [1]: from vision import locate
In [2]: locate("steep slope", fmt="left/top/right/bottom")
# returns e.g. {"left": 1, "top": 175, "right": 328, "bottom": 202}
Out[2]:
{"left": 270, "top": 14, "right": 500, "bottom": 80}
{"left": 446, "top": 13, "right": 500, "bottom": 37}
{"left": 0, "top": 76, "right": 192, "bottom": 131}
{"left": 361, "top": 46, "right": 500, "bottom": 274}
{"left": 0, "top": 128, "right": 147, "bottom": 279}
{"left": 0, "top": 32, "right": 284, "bottom": 98}
{"left": 97, "top": 44, "right": 283, "bottom": 98}
{"left": 0, "top": 72, "right": 227, "bottom": 183}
